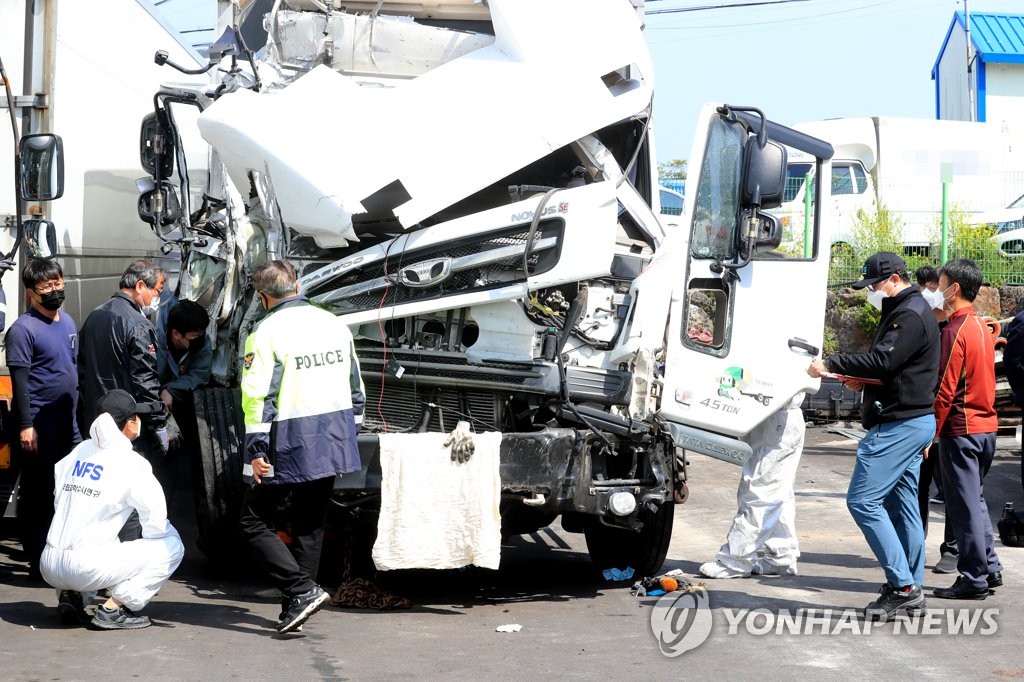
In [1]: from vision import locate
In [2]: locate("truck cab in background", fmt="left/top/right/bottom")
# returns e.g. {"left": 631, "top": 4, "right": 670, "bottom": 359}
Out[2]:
{"left": 771, "top": 116, "right": 1024, "bottom": 254}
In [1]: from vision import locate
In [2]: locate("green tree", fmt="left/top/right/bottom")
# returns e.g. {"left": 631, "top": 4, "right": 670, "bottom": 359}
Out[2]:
{"left": 658, "top": 159, "right": 687, "bottom": 181}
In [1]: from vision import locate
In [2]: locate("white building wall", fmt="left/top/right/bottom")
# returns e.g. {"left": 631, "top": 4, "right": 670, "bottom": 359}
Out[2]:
{"left": 937, "top": 25, "right": 973, "bottom": 121}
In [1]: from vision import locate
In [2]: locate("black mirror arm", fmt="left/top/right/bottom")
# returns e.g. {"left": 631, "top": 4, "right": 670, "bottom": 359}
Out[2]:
{"left": 155, "top": 50, "right": 217, "bottom": 76}
{"left": 711, "top": 205, "right": 762, "bottom": 278}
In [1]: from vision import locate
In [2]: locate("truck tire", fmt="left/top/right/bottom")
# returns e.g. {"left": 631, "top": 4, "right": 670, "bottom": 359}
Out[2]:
{"left": 193, "top": 387, "right": 246, "bottom": 568}
{"left": 584, "top": 502, "right": 674, "bottom": 577}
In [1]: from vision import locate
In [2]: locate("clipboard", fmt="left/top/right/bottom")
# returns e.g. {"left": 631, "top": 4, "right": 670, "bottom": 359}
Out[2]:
{"left": 822, "top": 372, "right": 883, "bottom": 386}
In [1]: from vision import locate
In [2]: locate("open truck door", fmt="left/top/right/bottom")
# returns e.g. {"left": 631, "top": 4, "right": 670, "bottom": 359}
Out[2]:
{"left": 658, "top": 104, "right": 835, "bottom": 464}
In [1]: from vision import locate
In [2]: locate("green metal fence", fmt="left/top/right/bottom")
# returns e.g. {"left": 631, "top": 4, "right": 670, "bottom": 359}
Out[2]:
{"left": 775, "top": 172, "right": 1024, "bottom": 287}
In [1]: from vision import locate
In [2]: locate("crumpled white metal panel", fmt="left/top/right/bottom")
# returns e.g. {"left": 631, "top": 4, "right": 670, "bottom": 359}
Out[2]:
{"left": 198, "top": 0, "right": 653, "bottom": 247}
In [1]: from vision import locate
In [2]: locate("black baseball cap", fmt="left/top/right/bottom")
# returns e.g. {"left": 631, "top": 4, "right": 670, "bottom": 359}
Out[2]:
{"left": 851, "top": 251, "right": 907, "bottom": 290}
{"left": 98, "top": 389, "right": 162, "bottom": 429}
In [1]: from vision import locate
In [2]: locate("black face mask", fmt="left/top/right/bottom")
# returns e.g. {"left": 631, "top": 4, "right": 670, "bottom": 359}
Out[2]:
{"left": 39, "top": 289, "right": 65, "bottom": 311}
{"left": 188, "top": 335, "right": 206, "bottom": 354}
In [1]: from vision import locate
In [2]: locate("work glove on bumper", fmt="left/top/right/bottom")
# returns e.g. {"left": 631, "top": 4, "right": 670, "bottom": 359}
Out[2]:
{"left": 444, "top": 420, "right": 475, "bottom": 464}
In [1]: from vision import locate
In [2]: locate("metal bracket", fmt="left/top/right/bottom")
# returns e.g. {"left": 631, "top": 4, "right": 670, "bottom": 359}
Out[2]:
{"left": 0, "top": 93, "right": 50, "bottom": 111}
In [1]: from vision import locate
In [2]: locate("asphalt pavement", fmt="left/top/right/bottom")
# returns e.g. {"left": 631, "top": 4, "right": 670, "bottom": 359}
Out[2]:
{"left": 1, "top": 424, "right": 1023, "bottom": 679}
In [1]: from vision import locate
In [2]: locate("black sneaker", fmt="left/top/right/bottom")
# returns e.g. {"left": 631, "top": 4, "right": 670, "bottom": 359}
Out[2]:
{"left": 57, "top": 591, "right": 91, "bottom": 626}
{"left": 90, "top": 604, "right": 152, "bottom": 630}
{"left": 865, "top": 583, "right": 925, "bottom": 622}
{"left": 277, "top": 586, "right": 329, "bottom": 633}
{"left": 278, "top": 596, "right": 302, "bottom": 632}
{"left": 932, "top": 553, "right": 958, "bottom": 574}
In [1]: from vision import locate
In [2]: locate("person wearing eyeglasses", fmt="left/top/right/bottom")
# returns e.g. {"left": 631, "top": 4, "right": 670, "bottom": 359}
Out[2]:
{"left": 5, "top": 258, "right": 81, "bottom": 582}
{"left": 808, "top": 251, "right": 940, "bottom": 622}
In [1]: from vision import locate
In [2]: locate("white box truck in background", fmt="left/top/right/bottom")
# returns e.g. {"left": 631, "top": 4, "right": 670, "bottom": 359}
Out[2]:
{"left": 0, "top": 0, "right": 205, "bottom": 518}
{"left": 0, "top": 0, "right": 205, "bottom": 326}
{"left": 772, "top": 116, "right": 1024, "bottom": 252}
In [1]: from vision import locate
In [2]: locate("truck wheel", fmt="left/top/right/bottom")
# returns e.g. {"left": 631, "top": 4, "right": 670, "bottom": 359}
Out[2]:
{"left": 193, "top": 387, "right": 246, "bottom": 568}
{"left": 584, "top": 502, "right": 674, "bottom": 577}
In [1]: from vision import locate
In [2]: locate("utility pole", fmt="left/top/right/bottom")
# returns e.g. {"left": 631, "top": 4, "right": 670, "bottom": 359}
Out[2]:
{"left": 966, "top": 0, "right": 975, "bottom": 122}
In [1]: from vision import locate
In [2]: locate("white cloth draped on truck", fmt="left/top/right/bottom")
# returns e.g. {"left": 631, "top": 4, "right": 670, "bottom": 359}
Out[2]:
{"left": 372, "top": 432, "right": 502, "bottom": 571}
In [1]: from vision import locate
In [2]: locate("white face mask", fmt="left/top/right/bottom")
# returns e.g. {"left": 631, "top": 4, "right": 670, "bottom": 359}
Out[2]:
{"left": 922, "top": 288, "right": 945, "bottom": 310}
{"left": 143, "top": 294, "right": 161, "bottom": 316}
{"left": 866, "top": 289, "right": 887, "bottom": 311}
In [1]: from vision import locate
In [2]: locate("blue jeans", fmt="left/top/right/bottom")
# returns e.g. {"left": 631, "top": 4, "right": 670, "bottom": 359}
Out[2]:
{"left": 847, "top": 415, "right": 934, "bottom": 588}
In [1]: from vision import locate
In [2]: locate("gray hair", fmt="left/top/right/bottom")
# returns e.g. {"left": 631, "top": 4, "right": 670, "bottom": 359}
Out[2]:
{"left": 251, "top": 260, "right": 298, "bottom": 298}
{"left": 119, "top": 259, "right": 164, "bottom": 289}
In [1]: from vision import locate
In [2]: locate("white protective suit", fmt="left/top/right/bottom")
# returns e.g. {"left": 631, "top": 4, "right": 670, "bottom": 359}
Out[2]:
{"left": 40, "top": 413, "right": 184, "bottom": 611}
{"left": 715, "top": 393, "right": 806, "bottom": 573}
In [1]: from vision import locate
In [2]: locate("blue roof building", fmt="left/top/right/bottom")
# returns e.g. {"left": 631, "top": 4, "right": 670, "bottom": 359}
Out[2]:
{"left": 932, "top": 11, "right": 1024, "bottom": 124}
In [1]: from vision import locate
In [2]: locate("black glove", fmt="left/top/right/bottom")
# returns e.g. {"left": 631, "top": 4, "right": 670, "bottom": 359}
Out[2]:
{"left": 444, "top": 420, "right": 475, "bottom": 464}
{"left": 0, "top": 258, "right": 15, "bottom": 274}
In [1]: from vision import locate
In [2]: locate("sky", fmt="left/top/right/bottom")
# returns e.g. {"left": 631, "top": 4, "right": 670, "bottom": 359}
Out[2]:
{"left": 157, "top": 0, "right": 1024, "bottom": 163}
{"left": 644, "top": 0, "right": 1024, "bottom": 163}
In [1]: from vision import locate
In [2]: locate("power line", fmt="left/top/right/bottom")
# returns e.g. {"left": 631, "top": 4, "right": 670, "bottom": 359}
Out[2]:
{"left": 646, "top": 0, "right": 809, "bottom": 15}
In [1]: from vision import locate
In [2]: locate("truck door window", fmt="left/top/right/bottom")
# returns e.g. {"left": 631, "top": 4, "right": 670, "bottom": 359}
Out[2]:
{"left": 784, "top": 162, "right": 812, "bottom": 202}
{"left": 851, "top": 164, "right": 868, "bottom": 194}
{"left": 832, "top": 164, "right": 855, "bottom": 195}
{"left": 689, "top": 118, "right": 744, "bottom": 261}
{"left": 685, "top": 279, "right": 729, "bottom": 351}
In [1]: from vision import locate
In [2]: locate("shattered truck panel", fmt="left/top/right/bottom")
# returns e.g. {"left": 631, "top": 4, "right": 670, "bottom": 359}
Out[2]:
{"left": 141, "top": 0, "right": 834, "bottom": 575}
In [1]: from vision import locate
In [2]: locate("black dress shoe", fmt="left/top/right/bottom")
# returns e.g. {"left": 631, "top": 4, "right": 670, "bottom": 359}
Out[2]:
{"left": 933, "top": 576, "right": 989, "bottom": 600}
{"left": 987, "top": 571, "right": 1003, "bottom": 589}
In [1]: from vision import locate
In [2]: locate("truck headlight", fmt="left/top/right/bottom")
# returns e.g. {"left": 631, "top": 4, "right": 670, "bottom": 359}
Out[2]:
{"left": 609, "top": 491, "right": 637, "bottom": 516}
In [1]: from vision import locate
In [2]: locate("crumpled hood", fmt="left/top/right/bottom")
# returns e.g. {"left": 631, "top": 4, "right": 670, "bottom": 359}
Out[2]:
{"left": 90, "top": 412, "right": 133, "bottom": 450}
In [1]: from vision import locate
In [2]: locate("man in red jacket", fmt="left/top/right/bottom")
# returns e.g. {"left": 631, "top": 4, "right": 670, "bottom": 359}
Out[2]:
{"left": 931, "top": 259, "right": 1002, "bottom": 600}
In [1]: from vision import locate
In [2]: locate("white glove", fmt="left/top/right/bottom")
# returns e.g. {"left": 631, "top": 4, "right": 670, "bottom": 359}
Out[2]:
{"left": 443, "top": 420, "right": 475, "bottom": 464}
{"left": 154, "top": 426, "right": 170, "bottom": 456}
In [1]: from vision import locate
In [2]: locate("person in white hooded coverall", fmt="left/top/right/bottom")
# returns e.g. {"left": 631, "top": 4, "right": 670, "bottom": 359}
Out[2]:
{"left": 699, "top": 393, "right": 806, "bottom": 579}
{"left": 40, "top": 389, "right": 184, "bottom": 629}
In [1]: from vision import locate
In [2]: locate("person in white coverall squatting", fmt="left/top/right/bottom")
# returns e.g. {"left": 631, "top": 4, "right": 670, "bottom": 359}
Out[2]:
{"left": 699, "top": 393, "right": 806, "bottom": 579}
{"left": 40, "top": 389, "right": 184, "bottom": 629}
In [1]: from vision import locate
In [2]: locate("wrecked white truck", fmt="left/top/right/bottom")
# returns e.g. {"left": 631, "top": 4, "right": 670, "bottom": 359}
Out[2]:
{"left": 137, "top": 0, "right": 835, "bottom": 576}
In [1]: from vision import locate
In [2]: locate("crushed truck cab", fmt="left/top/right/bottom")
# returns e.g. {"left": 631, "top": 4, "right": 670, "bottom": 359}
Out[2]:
{"left": 139, "top": 0, "right": 835, "bottom": 576}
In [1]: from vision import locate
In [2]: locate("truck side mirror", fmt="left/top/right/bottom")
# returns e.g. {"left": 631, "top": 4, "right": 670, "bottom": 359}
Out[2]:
{"left": 137, "top": 179, "right": 182, "bottom": 229}
{"left": 741, "top": 138, "right": 787, "bottom": 210}
{"left": 19, "top": 134, "right": 64, "bottom": 202}
{"left": 140, "top": 110, "right": 175, "bottom": 179}
{"left": 23, "top": 218, "right": 58, "bottom": 259}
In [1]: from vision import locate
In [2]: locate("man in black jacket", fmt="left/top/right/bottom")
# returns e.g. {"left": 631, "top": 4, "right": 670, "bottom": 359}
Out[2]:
{"left": 78, "top": 260, "right": 170, "bottom": 515}
{"left": 809, "top": 251, "right": 940, "bottom": 622}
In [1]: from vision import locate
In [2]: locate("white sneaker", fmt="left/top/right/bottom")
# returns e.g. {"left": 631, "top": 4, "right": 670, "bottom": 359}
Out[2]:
{"left": 699, "top": 561, "right": 750, "bottom": 579}
{"left": 751, "top": 559, "right": 798, "bottom": 576}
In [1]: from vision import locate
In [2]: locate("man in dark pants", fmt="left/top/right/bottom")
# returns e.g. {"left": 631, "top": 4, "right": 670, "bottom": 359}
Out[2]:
{"left": 7, "top": 259, "right": 81, "bottom": 580}
{"left": 808, "top": 251, "right": 940, "bottom": 622}
{"left": 931, "top": 259, "right": 1003, "bottom": 600}
{"left": 239, "top": 260, "right": 365, "bottom": 634}
{"left": 78, "top": 260, "right": 169, "bottom": 538}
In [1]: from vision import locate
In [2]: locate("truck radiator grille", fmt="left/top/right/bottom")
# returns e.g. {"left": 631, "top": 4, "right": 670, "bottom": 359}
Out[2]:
{"left": 313, "top": 220, "right": 563, "bottom": 314}
{"left": 361, "top": 381, "right": 503, "bottom": 433}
